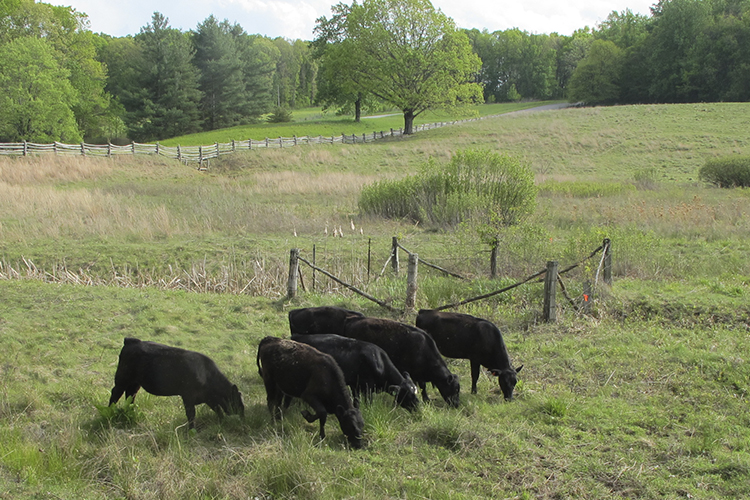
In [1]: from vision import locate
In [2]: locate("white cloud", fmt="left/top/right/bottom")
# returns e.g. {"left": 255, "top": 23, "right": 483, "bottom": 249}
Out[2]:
{"left": 60, "top": 0, "right": 658, "bottom": 39}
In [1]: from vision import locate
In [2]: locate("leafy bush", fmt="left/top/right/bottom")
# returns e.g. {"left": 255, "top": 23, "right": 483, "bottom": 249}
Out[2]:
{"left": 266, "top": 107, "right": 293, "bottom": 123}
{"left": 94, "top": 396, "right": 142, "bottom": 427}
{"left": 359, "top": 149, "right": 536, "bottom": 228}
{"left": 699, "top": 155, "right": 750, "bottom": 187}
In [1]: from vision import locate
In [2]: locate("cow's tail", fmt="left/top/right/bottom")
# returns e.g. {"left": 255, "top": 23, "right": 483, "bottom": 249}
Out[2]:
{"left": 256, "top": 348, "right": 263, "bottom": 378}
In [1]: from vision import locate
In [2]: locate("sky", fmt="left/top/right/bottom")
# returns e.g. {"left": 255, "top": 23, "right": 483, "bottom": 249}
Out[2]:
{"left": 58, "top": 0, "right": 658, "bottom": 40}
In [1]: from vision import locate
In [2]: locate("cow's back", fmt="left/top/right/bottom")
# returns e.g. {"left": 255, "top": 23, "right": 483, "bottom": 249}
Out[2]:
{"left": 343, "top": 317, "right": 437, "bottom": 377}
{"left": 288, "top": 306, "right": 364, "bottom": 335}
{"left": 116, "top": 338, "right": 223, "bottom": 397}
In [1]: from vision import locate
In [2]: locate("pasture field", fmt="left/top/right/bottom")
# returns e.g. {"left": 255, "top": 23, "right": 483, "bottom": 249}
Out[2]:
{"left": 159, "top": 101, "right": 556, "bottom": 147}
{"left": 1, "top": 102, "right": 750, "bottom": 499}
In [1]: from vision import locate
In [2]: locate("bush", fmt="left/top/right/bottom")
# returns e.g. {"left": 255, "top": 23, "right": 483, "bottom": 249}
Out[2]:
{"left": 359, "top": 149, "right": 536, "bottom": 228}
{"left": 699, "top": 156, "right": 750, "bottom": 188}
{"left": 266, "top": 107, "right": 293, "bottom": 123}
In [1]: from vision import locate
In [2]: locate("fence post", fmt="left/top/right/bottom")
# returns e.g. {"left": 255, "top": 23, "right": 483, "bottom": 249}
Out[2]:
{"left": 583, "top": 280, "right": 592, "bottom": 314}
{"left": 490, "top": 237, "right": 499, "bottom": 278}
{"left": 312, "top": 244, "right": 317, "bottom": 292}
{"left": 108, "top": 142, "right": 112, "bottom": 158}
{"left": 287, "top": 248, "right": 300, "bottom": 299}
{"left": 131, "top": 141, "right": 135, "bottom": 155}
{"left": 405, "top": 253, "right": 419, "bottom": 311}
{"left": 199, "top": 146, "right": 203, "bottom": 168}
{"left": 603, "top": 238, "right": 612, "bottom": 286}
{"left": 543, "top": 260, "right": 559, "bottom": 323}
{"left": 80, "top": 142, "right": 85, "bottom": 156}
{"left": 23, "top": 140, "right": 28, "bottom": 156}
{"left": 215, "top": 143, "right": 220, "bottom": 157}
{"left": 279, "top": 137, "right": 283, "bottom": 148}
{"left": 176, "top": 144, "right": 181, "bottom": 162}
{"left": 391, "top": 237, "right": 400, "bottom": 275}
{"left": 232, "top": 140, "right": 236, "bottom": 153}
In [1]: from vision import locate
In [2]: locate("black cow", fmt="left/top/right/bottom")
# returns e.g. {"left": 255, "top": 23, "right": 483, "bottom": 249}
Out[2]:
{"left": 256, "top": 336, "right": 365, "bottom": 449}
{"left": 342, "top": 316, "right": 460, "bottom": 408}
{"left": 291, "top": 333, "right": 420, "bottom": 411}
{"left": 416, "top": 309, "right": 523, "bottom": 399}
{"left": 288, "top": 306, "right": 364, "bottom": 336}
{"left": 108, "top": 338, "right": 244, "bottom": 429}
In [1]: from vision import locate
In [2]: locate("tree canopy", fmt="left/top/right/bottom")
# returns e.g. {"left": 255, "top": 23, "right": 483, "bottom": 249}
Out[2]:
{"left": 314, "top": 0, "right": 483, "bottom": 134}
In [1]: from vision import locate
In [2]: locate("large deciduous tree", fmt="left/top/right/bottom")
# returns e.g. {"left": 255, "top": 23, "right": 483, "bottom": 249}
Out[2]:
{"left": 315, "top": 0, "right": 482, "bottom": 134}
{"left": 0, "top": 36, "right": 80, "bottom": 142}
{"left": 1, "top": 0, "right": 109, "bottom": 141}
{"left": 568, "top": 40, "right": 624, "bottom": 104}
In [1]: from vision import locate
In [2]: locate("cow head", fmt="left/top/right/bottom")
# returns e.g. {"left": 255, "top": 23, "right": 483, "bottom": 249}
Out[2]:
{"left": 436, "top": 373, "right": 461, "bottom": 408}
{"left": 222, "top": 384, "right": 245, "bottom": 418}
{"left": 389, "top": 372, "right": 420, "bottom": 412}
{"left": 490, "top": 365, "right": 523, "bottom": 401}
{"left": 335, "top": 405, "right": 365, "bottom": 449}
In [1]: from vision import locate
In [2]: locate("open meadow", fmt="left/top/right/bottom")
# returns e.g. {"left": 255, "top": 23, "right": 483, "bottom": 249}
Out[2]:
{"left": 1, "top": 102, "right": 750, "bottom": 499}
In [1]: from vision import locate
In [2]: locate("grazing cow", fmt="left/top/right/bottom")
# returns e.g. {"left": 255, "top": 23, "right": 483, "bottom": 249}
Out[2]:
{"left": 108, "top": 338, "right": 244, "bottom": 429}
{"left": 342, "top": 316, "right": 460, "bottom": 408}
{"left": 291, "top": 333, "right": 420, "bottom": 411}
{"left": 416, "top": 309, "right": 523, "bottom": 399}
{"left": 256, "top": 336, "right": 364, "bottom": 449}
{"left": 288, "top": 306, "right": 364, "bottom": 336}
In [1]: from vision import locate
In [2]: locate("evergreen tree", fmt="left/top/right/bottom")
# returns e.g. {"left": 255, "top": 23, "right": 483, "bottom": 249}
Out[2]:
{"left": 193, "top": 16, "right": 246, "bottom": 130}
{"left": 129, "top": 12, "right": 202, "bottom": 141}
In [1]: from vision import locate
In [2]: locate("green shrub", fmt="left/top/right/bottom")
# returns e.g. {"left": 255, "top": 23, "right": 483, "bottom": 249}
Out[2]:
{"left": 699, "top": 155, "right": 750, "bottom": 188}
{"left": 359, "top": 149, "right": 536, "bottom": 228}
{"left": 266, "top": 107, "right": 294, "bottom": 123}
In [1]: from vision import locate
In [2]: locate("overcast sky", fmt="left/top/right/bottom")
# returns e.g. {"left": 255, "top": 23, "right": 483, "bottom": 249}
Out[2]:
{"left": 59, "top": 0, "right": 657, "bottom": 40}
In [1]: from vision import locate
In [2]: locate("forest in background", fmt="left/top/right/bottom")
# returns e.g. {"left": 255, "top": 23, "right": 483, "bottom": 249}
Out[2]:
{"left": 2, "top": 0, "right": 750, "bottom": 144}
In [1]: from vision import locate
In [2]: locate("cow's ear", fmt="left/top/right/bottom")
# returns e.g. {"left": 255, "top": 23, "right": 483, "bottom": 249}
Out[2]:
{"left": 402, "top": 371, "right": 413, "bottom": 382}
{"left": 387, "top": 385, "right": 400, "bottom": 396}
{"left": 489, "top": 369, "right": 501, "bottom": 377}
{"left": 515, "top": 365, "right": 523, "bottom": 373}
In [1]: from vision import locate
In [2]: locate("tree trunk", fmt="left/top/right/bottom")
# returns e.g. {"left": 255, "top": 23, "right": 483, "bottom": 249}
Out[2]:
{"left": 355, "top": 96, "right": 362, "bottom": 123}
{"left": 403, "top": 109, "right": 415, "bottom": 134}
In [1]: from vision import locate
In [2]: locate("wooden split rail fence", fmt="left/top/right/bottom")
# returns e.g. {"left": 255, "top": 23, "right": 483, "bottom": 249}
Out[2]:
{"left": 286, "top": 238, "right": 613, "bottom": 320}
{"left": 0, "top": 112, "right": 524, "bottom": 167}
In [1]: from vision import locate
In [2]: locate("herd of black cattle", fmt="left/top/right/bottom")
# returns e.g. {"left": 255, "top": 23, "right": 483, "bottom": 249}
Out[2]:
{"left": 108, "top": 306, "right": 523, "bottom": 449}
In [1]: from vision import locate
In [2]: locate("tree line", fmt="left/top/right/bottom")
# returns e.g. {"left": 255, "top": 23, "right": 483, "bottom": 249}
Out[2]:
{"left": 2, "top": 0, "right": 750, "bottom": 144}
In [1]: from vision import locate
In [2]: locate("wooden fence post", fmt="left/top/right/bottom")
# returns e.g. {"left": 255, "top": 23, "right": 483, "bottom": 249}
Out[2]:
{"left": 312, "top": 244, "right": 316, "bottom": 292}
{"left": 287, "top": 248, "right": 300, "bottom": 299}
{"left": 603, "top": 238, "right": 612, "bottom": 286}
{"left": 543, "top": 261, "right": 559, "bottom": 323}
{"left": 583, "top": 280, "right": 592, "bottom": 315}
{"left": 80, "top": 142, "right": 85, "bottom": 156}
{"left": 108, "top": 142, "right": 112, "bottom": 158}
{"left": 490, "top": 237, "right": 499, "bottom": 278}
{"left": 367, "top": 238, "right": 372, "bottom": 282}
{"left": 405, "top": 253, "right": 419, "bottom": 311}
{"left": 391, "top": 237, "right": 400, "bottom": 275}
{"left": 23, "top": 140, "right": 27, "bottom": 156}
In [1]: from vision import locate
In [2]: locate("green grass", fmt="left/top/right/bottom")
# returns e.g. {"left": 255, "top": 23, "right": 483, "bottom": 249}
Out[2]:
{"left": 159, "top": 102, "right": 559, "bottom": 146}
{"left": 1, "top": 101, "right": 750, "bottom": 498}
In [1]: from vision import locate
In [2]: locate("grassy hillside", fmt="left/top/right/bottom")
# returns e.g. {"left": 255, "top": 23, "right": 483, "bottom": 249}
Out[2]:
{"left": 1, "top": 102, "right": 750, "bottom": 499}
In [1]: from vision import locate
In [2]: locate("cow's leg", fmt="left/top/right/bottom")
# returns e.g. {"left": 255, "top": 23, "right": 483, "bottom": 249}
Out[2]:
{"left": 470, "top": 361, "right": 480, "bottom": 394}
{"left": 263, "top": 379, "right": 283, "bottom": 420}
{"left": 182, "top": 397, "right": 197, "bottom": 429}
{"left": 419, "top": 381, "right": 430, "bottom": 402}
{"left": 109, "top": 385, "right": 125, "bottom": 406}
{"left": 300, "top": 400, "right": 328, "bottom": 439}
{"left": 111, "top": 383, "right": 140, "bottom": 405}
